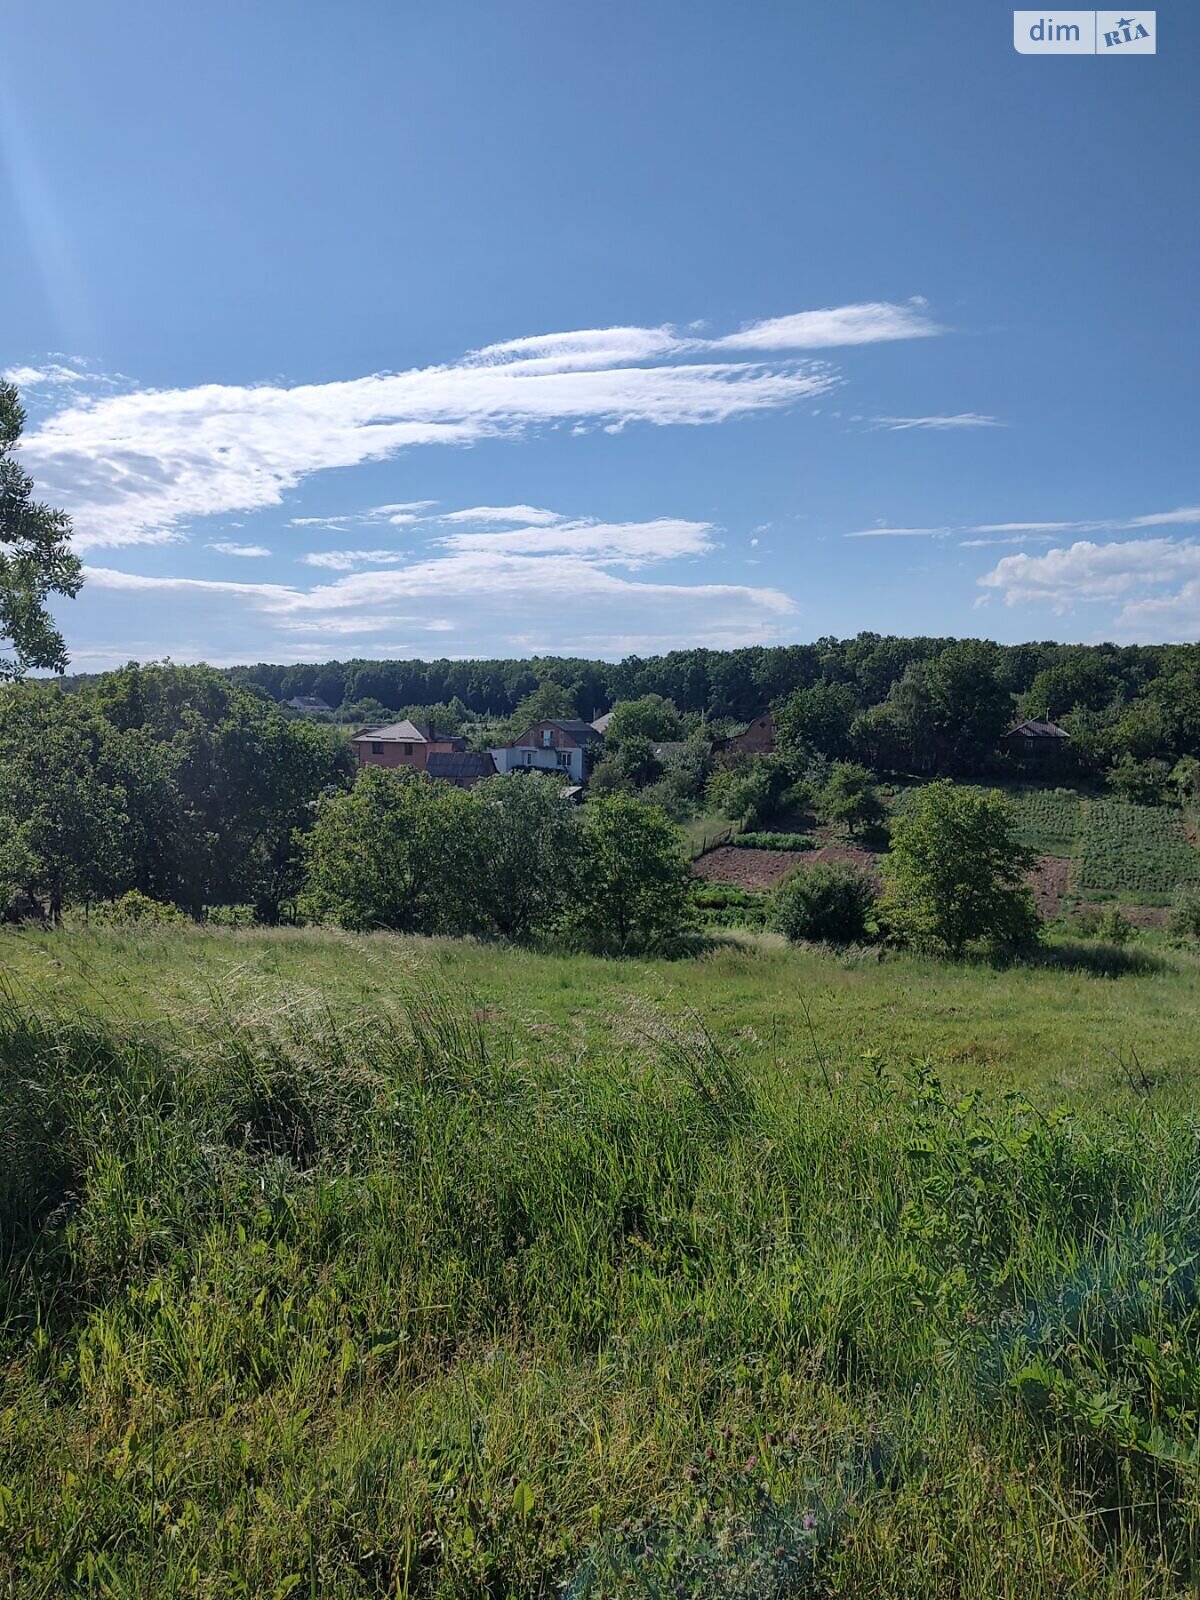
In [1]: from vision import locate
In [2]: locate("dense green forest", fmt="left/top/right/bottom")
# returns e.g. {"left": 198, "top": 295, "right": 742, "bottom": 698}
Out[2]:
{"left": 66, "top": 634, "right": 1200, "bottom": 794}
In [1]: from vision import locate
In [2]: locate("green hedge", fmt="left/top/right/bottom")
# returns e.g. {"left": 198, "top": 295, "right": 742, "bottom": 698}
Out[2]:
{"left": 730, "top": 831, "right": 816, "bottom": 851}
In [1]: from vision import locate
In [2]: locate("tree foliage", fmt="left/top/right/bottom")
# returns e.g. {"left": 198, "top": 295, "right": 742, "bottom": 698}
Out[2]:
{"left": 602, "top": 694, "right": 684, "bottom": 747}
{"left": 569, "top": 794, "right": 695, "bottom": 954}
{"left": 298, "top": 767, "right": 480, "bottom": 933}
{"left": 0, "top": 667, "right": 351, "bottom": 922}
{"left": 821, "top": 761, "right": 886, "bottom": 837}
{"left": 0, "top": 383, "right": 83, "bottom": 677}
{"left": 881, "top": 781, "right": 1040, "bottom": 956}
{"left": 771, "top": 863, "right": 876, "bottom": 945}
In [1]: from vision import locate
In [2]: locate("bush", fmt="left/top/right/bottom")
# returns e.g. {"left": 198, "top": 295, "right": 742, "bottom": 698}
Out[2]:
{"left": 1072, "top": 905, "right": 1135, "bottom": 944}
{"left": 1168, "top": 890, "right": 1200, "bottom": 942}
{"left": 95, "top": 889, "right": 186, "bottom": 926}
{"left": 770, "top": 862, "right": 876, "bottom": 945}
{"left": 1107, "top": 754, "right": 1170, "bottom": 805}
{"left": 731, "top": 831, "right": 815, "bottom": 851}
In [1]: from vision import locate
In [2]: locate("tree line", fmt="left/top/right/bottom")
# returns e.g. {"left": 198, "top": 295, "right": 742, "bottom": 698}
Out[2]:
{"left": 59, "top": 635, "right": 1200, "bottom": 793}
{"left": 0, "top": 664, "right": 694, "bottom": 953}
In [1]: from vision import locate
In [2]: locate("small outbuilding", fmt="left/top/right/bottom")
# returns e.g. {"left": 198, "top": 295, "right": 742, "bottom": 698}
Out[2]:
{"left": 1001, "top": 718, "right": 1071, "bottom": 757}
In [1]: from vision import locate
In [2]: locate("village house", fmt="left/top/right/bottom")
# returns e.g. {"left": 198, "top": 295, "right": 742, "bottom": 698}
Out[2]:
{"left": 283, "top": 694, "right": 333, "bottom": 714}
{"left": 719, "top": 709, "right": 776, "bottom": 759}
{"left": 352, "top": 719, "right": 465, "bottom": 773}
{"left": 1000, "top": 718, "right": 1071, "bottom": 759}
{"left": 490, "top": 718, "right": 604, "bottom": 784}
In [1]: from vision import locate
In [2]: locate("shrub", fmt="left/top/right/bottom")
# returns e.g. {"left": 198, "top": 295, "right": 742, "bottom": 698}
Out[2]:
{"left": 1072, "top": 905, "right": 1135, "bottom": 944}
{"left": 1168, "top": 889, "right": 1200, "bottom": 942}
{"left": 731, "top": 831, "right": 815, "bottom": 851}
{"left": 1107, "top": 754, "right": 1170, "bottom": 805}
{"left": 770, "top": 862, "right": 876, "bottom": 945}
{"left": 95, "top": 889, "right": 186, "bottom": 926}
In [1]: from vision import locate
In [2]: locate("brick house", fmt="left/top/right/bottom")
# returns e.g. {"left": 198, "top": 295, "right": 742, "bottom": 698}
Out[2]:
{"left": 490, "top": 718, "right": 604, "bottom": 785}
{"left": 720, "top": 709, "right": 776, "bottom": 759}
{"left": 351, "top": 720, "right": 466, "bottom": 773}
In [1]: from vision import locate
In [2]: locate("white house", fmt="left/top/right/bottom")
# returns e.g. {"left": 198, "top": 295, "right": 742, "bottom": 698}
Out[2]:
{"left": 489, "top": 718, "right": 604, "bottom": 785}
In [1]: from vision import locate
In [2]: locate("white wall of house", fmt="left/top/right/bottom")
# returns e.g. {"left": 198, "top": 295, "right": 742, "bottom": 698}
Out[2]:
{"left": 489, "top": 745, "right": 584, "bottom": 782}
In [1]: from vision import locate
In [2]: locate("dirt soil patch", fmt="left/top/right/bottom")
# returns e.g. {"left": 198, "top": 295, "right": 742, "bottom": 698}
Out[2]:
{"left": 692, "top": 846, "right": 801, "bottom": 890}
{"left": 807, "top": 842, "right": 882, "bottom": 880}
{"left": 1072, "top": 900, "right": 1168, "bottom": 929}
{"left": 693, "top": 837, "right": 884, "bottom": 891}
{"left": 1026, "top": 855, "right": 1071, "bottom": 918}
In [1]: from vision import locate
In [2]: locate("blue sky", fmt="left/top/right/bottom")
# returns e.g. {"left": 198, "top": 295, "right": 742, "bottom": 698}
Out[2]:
{"left": 4, "top": 1, "right": 1197, "bottom": 669}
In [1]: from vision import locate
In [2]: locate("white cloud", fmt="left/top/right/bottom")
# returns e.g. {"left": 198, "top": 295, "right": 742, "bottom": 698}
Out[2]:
{"left": 300, "top": 549, "right": 409, "bottom": 571}
{"left": 438, "top": 515, "right": 713, "bottom": 567}
{"left": 207, "top": 541, "right": 271, "bottom": 558}
{"left": 80, "top": 547, "right": 794, "bottom": 660}
{"left": 959, "top": 534, "right": 1057, "bottom": 548}
{"left": 966, "top": 507, "right": 1200, "bottom": 537}
{"left": 19, "top": 302, "right": 940, "bottom": 550}
{"left": 705, "top": 300, "right": 940, "bottom": 351}
{"left": 370, "top": 500, "right": 436, "bottom": 517}
{"left": 978, "top": 538, "right": 1200, "bottom": 637}
{"left": 439, "top": 504, "right": 563, "bottom": 526}
{"left": 1128, "top": 506, "right": 1200, "bottom": 528}
{"left": 871, "top": 413, "right": 1003, "bottom": 431}
{"left": 3, "top": 362, "right": 88, "bottom": 389}
{"left": 967, "top": 521, "right": 1086, "bottom": 534}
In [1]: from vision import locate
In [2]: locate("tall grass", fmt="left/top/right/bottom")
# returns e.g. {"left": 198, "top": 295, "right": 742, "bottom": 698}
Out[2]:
{"left": 3, "top": 981, "right": 1200, "bottom": 1595}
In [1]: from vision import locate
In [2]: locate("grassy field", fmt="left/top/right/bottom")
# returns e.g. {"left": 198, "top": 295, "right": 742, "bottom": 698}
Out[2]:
{"left": 6, "top": 925, "right": 1200, "bottom": 1597}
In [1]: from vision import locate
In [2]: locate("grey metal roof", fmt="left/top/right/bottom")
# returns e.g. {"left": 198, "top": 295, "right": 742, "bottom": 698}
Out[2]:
{"left": 426, "top": 751, "right": 497, "bottom": 782}
{"left": 351, "top": 719, "right": 426, "bottom": 744}
{"left": 1005, "top": 718, "right": 1070, "bottom": 740}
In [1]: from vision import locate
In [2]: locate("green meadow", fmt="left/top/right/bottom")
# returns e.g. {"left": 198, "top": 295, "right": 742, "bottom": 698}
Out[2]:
{"left": 5, "top": 924, "right": 1200, "bottom": 1597}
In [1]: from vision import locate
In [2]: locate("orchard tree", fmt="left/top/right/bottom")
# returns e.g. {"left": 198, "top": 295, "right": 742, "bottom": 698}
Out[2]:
{"left": 298, "top": 767, "right": 479, "bottom": 933}
{"left": 570, "top": 794, "right": 695, "bottom": 954}
{"left": 0, "top": 382, "right": 82, "bottom": 677}
{"left": 472, "top": 772, "right": 582, "bottom": 941}
{"left": 602, "top": 694, "right": 683, "bottom": 748}
{"left": 821, "top": 761, "right": 886, "bottom": 838}
{"left": 881, "top": 780, "right": 1039, "bottom": 957}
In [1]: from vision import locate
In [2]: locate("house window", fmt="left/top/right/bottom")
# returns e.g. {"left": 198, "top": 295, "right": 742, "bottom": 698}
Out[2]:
{"left": 541, "top": 728, "right": 553, "bottom": 748}
{"left": 371, "top": 742, "right": 384, "bottom": 755}
{"left": 524, "top": 750, "right": 535, "bottom": 765}
{"left": 403, "top": 743, "right": 413, "bottom": 754}
{"left": 556, "top": 750, "right": 571, "bottom": 768}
